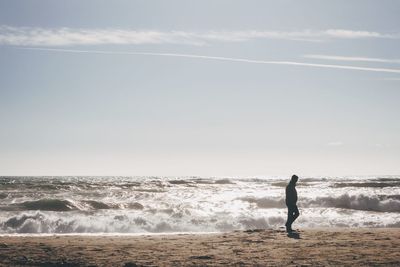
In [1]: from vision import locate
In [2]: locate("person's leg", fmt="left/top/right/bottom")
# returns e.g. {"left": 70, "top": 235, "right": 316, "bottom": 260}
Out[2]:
{"left": 285, "top": 208, "right": 289, "bottom": 226}
{"left": 285, "top": 206, "right": 295, "bottom": 231}
{"left": 292, "top": 205, "right": 299, "bottom": 223}
{"left": 287, "top": 205, "right": 299, "bottom": 232}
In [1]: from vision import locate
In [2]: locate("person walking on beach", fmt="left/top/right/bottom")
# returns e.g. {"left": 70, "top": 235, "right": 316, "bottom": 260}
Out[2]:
{"left": 285, "top": 175, "right": 299, "bottom": 232}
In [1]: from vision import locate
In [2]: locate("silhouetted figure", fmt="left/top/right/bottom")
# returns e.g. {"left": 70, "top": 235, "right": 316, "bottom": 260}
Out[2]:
{"left": 285, "top": 175, "right": 299, "bottom": 232}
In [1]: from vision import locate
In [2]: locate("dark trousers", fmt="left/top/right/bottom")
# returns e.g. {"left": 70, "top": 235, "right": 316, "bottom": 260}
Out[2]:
{"left": 285, "top": 204, "right": 299, "bottom": 228}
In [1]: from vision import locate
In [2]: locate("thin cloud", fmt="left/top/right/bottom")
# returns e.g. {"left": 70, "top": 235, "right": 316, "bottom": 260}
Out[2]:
{"left": 304, "top": 54, "right": 400, "bottom": 64}
{"left": 381, "top": 78, "right": 400, "bottom": 81}
{"left": 322, "top": 29, "right": 393, "bottom": 39}
{"left": 0, "top": 26, "right": 397, "bottom": 46}
{"left": 19, "top": 47, "right": 400, "bottom": 74}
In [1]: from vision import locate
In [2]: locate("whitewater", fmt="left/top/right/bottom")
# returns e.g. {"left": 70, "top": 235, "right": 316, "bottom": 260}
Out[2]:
{"left": 0, "top": 176, "right": 399, "bottom": 234}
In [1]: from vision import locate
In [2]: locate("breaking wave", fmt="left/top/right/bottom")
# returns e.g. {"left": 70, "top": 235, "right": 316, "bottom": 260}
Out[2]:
{"left": 305, "top": 194, "right": 400, "bottom": 213}
{"left": 238, "top": 197, "right": 285, "bottom": 208}
{"left": 333, "top": 181, "right": 400, "bottom": 188}
{"left": 0, "top": 211, "right": 288, "bottom": 234}
{"left": 239, "top": 194, "right": 400, "bottom": 213}
{"left": 0, "top": 199, "right": 144, "bottom": 212}
{"left": 0, "top": 176, "right": 399, "bottom": 234}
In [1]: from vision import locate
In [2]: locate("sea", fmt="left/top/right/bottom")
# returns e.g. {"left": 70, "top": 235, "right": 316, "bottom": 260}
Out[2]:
{"left": 0, "top": 176, "right": 399, "bottom": 234}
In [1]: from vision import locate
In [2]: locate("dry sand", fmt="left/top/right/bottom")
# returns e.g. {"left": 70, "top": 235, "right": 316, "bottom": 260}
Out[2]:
{"left": 0, "top": 228, "right": 399, "bottom": 266}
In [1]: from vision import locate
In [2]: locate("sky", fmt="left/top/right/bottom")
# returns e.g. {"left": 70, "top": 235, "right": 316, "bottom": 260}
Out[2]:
{"left": 0, "top": 0, "right": 399, "bottom": 177}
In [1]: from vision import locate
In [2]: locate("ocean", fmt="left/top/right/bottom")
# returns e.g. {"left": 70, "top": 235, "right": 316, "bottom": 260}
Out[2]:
{"left": 0, "top": 176, "right": 399, "bottom": 234}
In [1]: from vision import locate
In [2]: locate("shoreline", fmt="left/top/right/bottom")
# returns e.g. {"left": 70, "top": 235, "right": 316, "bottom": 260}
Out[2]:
{"left": 0, "top": 226, "right": 398, "bottom": 237}
{"left": 1, "top": 228, "right": 400, "bottom": 266}
{"left": 0, "top": 231, "right": 221, "bottom": 237}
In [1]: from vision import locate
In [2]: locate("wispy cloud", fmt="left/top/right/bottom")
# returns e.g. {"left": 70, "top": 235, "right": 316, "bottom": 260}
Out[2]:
{"left": 322, "top": 29, "right": 393, "bottom": 39}
{"left": 0, "top": 26, "right": 397, "bottom": 46}
{"left": 381, "top": 78, "right": 400, "bottom": 81}
{"left": 304, "top": 54, "right": 400, "bottom": 64}
{"left": 19, "top": 47, "right": 400, "bottom": 74}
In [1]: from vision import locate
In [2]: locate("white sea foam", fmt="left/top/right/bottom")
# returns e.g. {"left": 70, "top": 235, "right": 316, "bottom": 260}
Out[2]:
{"left": 0, "top": 176, "right": 399, "bottom": 234}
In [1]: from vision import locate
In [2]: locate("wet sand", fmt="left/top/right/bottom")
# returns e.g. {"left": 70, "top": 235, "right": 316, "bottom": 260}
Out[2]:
{"left": 0, "top": 228, "right": 399, "bottom": 266}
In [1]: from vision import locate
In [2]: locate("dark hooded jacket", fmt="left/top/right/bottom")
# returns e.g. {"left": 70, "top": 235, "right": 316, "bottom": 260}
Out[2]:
{"left": 285, "top": 181, "right": 297, "bottom": 206}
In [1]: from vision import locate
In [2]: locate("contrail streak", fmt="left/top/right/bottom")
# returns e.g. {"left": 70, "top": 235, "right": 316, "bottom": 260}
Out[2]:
{"left": 19, "top": 47, "right": 400, "bottom": 74}
{"left": 304, "top": 54, "right": 400, "bottom": 64}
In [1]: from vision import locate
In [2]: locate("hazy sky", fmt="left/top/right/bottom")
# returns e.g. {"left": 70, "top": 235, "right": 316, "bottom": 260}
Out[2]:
{"left": 0, "top": 0, "right": 399, "bottom": 176}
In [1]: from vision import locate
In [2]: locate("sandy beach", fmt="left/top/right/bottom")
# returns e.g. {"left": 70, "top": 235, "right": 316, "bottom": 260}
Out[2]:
{"left": 0, "top": 228, "right": 399, "bottom": 266}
